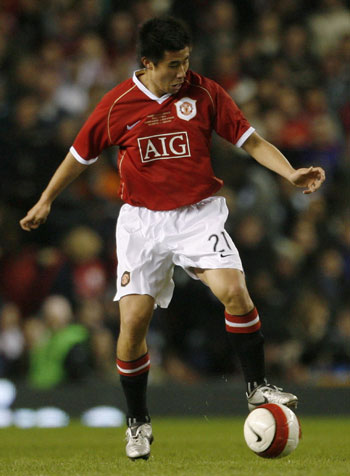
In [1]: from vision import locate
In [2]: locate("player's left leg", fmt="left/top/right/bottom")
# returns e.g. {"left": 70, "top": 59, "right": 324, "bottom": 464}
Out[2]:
{"left": 196, "top": 268, "right": 298, "bottom": 410}
{"left": 117, "top": 294, "right": 155, "bottom": 460}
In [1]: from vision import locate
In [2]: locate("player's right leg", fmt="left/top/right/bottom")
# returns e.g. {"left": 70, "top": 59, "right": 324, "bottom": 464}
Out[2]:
{"left": 114, "top": 204, "right": 177, "bottom": 459}
{"left": 117, "top": 294, "right": 155, "bottom": 460}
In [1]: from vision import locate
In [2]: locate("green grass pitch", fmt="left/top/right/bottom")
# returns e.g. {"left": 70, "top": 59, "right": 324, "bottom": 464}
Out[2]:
{"left": 0, "top": 417, "right": 349, "bottom": 475}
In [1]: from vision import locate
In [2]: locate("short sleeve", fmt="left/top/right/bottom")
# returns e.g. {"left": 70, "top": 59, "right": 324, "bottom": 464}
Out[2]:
{"left": 212, "top": 82, "right": 255, "bottom": 147}
{"left": 71, "top": 99, "right": 111, "bottom": 164}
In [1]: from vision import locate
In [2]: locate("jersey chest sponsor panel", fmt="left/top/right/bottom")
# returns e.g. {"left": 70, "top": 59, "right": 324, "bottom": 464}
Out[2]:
{"left": 118, "top": 128, "right": 219, "bottom": 210}
{"left": 72, "top": 71, "right": 252, "bottom": 210}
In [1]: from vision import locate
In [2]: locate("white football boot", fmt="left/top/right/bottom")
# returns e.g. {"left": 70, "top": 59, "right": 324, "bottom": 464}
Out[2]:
{"left": 125, "top": 423, "right": 153, "bottom": 460}
{"left": 247, "top": 383, "right": 298, "bottom": 412}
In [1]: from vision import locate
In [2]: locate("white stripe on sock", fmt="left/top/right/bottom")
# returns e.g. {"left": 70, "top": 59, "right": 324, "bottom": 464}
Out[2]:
{"left": 225, "top": 316, "right": 260, "bottom": 328}
{"left": 117, "top": 359, "right": 150, "bottom": 374}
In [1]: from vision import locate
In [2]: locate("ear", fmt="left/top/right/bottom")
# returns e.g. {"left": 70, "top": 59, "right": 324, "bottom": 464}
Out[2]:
{"left": 141, "top": 57, "right": 154, "bottom": 70}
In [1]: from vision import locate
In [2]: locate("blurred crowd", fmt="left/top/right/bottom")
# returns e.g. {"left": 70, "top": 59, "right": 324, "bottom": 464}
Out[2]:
{"left": 0, "top": 0, "right": 349, "bottom": 389}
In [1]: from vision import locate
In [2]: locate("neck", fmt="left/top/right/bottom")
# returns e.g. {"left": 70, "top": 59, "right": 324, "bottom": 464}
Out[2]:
{"left": 138, "top": 70, "right": 164, "bottom": 98}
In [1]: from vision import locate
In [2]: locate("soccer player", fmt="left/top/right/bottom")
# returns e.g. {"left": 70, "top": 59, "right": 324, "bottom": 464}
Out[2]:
{"left": 20, "top": 17, "right": 325, "bottom": 460}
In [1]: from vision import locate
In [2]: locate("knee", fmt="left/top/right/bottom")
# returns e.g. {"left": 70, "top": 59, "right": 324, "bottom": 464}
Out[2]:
{"left": 219, "top": 281, "right": 253, "bottom": 312}
{"left": 119, "top": 295, "right": 154, "bottom": 340}
{"left": 120, "top": 312, "right": 149, "bottom": 338}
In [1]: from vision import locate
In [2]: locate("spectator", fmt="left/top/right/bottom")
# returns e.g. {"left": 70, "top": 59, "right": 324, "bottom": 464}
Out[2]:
{"left": 50, "top": 226, "right": 108, "bottom": 305}
{"left": 0, "top": 303, "right": 24, "bottom": 378}
{"left": 27, "top": 295, "right": 90, "bottom": 389}
{"left": 330, "top": 306, "right": 350, "bottom": 372}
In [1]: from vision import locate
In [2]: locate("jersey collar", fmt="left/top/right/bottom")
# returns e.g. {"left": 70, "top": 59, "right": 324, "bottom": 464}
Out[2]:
{"left": 133, "top": 70, "right": 172, "bottom": 104}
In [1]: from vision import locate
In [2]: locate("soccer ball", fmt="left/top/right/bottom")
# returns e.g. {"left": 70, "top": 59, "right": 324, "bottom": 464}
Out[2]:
{"left": 244, "top": 403, "right": 301, "bottom": 458}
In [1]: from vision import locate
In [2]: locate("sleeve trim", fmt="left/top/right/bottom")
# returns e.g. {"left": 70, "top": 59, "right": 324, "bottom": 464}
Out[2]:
{"left": 235, "top": 126, "right": 255, "bottom": 148}
{"left": 70, "top": 146, "right": 98, "bottom": 165}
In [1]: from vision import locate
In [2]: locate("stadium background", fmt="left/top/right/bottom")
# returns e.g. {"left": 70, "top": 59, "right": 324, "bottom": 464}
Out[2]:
{"left": 0, "top": 0, "right": 349, "bottom": 417}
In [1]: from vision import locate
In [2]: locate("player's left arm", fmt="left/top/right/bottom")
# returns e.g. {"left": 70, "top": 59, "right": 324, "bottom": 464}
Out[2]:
{"left": 242, "top": 131, "right": 326, "bottom": 194}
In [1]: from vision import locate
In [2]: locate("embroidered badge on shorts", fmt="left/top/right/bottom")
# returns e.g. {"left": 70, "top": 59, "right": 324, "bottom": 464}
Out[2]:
{"left": 121, "top": 271, "right": 130, "bottom": 287}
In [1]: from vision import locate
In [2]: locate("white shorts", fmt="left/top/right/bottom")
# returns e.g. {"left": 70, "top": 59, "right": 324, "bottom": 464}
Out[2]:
{"left": 114, "top": 196, "right": 243, "bottom": 308}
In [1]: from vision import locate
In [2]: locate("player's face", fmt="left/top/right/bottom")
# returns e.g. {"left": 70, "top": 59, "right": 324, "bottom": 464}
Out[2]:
{"left": 143, "top": 47, "right": 190, "bottom": 97}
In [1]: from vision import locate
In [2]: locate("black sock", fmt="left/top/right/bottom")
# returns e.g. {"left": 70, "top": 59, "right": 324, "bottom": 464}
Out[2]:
{"left": 120, "top": 372, "right": 150, "bottom": 425}
{"left": 226, "top": 329, "right": 266, "bottom": 394}
{"left": 117, "top": 352, "right": 151, "bottom": 426}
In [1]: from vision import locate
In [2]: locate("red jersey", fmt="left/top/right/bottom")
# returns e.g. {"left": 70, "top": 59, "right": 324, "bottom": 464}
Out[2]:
{"left": 71, "top": 70, "right": 254, "bottom": 210}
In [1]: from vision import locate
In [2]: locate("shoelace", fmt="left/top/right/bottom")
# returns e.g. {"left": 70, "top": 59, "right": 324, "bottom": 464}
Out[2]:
{"left": 263, "top": 384, "right": 283, "bottom": 392}
{"left": 247, "top": 384, "right": 283, "bottom": 398}
{"left": 126, "top": 427, "right": 147, "bottom": 443}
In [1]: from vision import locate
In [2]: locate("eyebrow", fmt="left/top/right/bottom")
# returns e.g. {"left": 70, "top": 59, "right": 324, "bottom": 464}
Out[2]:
{"left": 168, "top": 56, "right": 190, "bottom": 65}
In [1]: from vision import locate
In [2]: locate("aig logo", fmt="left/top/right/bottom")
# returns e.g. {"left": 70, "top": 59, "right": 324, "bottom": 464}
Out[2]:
{"left": 137, "top": 131, "right": 191, "bottom": 163}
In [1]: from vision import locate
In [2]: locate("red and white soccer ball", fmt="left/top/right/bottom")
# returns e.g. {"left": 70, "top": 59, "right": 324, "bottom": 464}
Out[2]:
{"left": 244, "top": 403, "right": 301, "bottom": 458}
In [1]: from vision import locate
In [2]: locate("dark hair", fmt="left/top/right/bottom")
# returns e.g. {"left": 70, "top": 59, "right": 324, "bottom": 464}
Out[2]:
{"left": 138, "top": 16, "right": 191, "bottom": 65}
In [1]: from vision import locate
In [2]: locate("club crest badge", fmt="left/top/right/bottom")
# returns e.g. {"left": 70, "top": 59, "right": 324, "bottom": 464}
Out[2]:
{"left": 175, "top": 97, "right": 197, "bottom": 121}
{"left": 121, "top": 271, "right": 130, "bottom": 287}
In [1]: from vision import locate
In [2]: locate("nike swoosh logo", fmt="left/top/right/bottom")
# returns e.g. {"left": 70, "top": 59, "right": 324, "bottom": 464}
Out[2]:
{"left": 248, "top": 423, "right": 262, "bottom": 442}
{"left": 126, "top": 120, "right": 140, "bottom": 130}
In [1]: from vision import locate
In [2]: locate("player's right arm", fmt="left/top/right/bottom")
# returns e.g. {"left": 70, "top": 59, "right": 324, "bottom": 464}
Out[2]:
{"left": 20, "top": 151, "right": 88, "bottom": 231}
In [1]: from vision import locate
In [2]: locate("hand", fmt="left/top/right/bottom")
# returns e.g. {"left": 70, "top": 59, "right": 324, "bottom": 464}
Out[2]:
{"left": 19, "top": 200, "right": 51, "bottom": 231}
{"left": 289, "top": 166, "right": 326, "bottom": 194}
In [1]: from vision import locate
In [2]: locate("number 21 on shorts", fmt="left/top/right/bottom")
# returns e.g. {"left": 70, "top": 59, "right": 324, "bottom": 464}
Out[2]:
{"left": 208, "top": 231, "right": 233, "bottom": 258}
